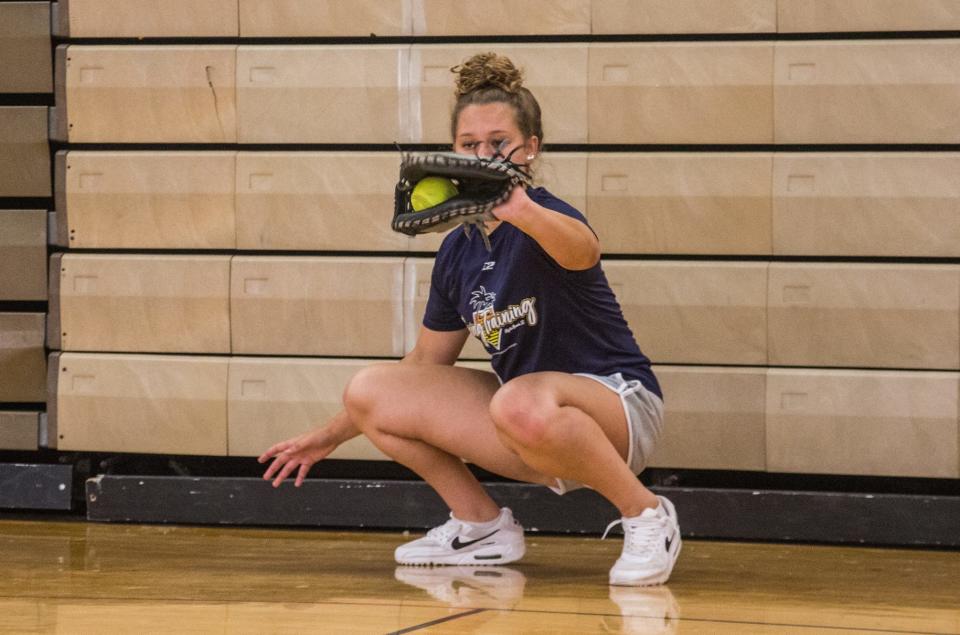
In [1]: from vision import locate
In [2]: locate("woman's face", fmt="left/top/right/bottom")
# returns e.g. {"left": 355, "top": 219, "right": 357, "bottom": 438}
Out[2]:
{"left": 453, "top": 102, "right": 539, "bottom": 165}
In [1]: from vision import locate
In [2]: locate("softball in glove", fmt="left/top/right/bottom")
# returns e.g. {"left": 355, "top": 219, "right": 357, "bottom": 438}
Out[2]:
{"left": 392, "top": 152, "right": 532, "bottom": 249}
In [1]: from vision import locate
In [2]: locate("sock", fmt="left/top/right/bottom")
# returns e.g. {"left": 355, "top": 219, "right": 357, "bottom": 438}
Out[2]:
{"left": 454, "top": 509, "right": 503, "bottom": 532}
{"left": 627, "top": 503, "right": 662, "bottom": 520}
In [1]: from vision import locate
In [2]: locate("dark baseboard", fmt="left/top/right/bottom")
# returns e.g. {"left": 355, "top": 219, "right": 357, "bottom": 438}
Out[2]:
{"left": 84, "top": 475, "right": 960, "bottom": 548}
{"left": 0, "top": 463, "right": 72, "bottom": 510}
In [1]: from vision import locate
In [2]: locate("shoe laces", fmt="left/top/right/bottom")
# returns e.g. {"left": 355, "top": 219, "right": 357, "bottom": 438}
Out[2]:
{"left": 602, "top": 512, "right": 665, "bottom": 553}
{"left": 425, "top": 516, "right": 463, "bottom": 544}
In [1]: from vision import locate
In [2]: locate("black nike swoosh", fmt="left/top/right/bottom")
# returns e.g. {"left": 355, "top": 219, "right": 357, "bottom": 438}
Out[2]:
{"left": 451, "top": 529, "right": 499, "bottom": 550}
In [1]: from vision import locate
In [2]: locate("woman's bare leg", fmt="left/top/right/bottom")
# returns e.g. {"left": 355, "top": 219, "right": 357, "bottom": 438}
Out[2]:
{"left": 343, "top": 363, "right": 554, "bottom": 522}
{"left": 489, "top": 372, "right": 659, "bottom": 517}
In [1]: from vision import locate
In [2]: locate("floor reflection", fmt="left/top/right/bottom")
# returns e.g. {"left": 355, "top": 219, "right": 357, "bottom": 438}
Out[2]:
{"left": 393, "top": 564, "right": 682, "bottom": 634}
{"left": 394, "top": 565, "right": 527, "bottom": 609}
{"left": 606, "top": 585, "right": 678, "bottom": 634}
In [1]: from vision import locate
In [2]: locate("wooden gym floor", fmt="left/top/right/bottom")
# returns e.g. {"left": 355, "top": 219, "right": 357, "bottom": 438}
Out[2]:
{"left": 1, "top": 520, "right": 957, "bottom": 634}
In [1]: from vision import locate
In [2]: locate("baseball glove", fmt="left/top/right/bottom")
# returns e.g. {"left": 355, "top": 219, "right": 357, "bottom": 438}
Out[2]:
{"left": 392, "top": 152, "right": 532, "bottom": 249}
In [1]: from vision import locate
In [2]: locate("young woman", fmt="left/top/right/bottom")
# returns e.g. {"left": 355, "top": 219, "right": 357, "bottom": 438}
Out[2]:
{"left": 259, "top": 53, "right": 681, "bottom": 587}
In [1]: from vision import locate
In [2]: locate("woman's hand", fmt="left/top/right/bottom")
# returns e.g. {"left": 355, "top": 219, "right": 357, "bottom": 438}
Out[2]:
{"left": 258, "top": 425, "right": 341, "bottom": 488}
{"left": 490, "top": 184, "right": 533, "bottom": 225}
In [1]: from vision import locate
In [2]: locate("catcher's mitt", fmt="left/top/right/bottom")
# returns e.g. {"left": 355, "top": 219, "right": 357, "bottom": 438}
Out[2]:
{"left": 392, "top": 152, "right": 532, "bottom": 249}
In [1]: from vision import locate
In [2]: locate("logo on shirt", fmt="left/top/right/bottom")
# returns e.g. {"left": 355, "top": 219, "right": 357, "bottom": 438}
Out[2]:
{"left": 482, "top": 261, "right": 496, "bottom": 271}
{"left": 468, "top": 286, "right": 538, "bottom": 351}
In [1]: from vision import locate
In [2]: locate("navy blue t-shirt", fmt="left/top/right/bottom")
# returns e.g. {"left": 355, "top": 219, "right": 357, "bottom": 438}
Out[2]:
{"left": 423, "top": 187, "right": 661, "bottom": 399}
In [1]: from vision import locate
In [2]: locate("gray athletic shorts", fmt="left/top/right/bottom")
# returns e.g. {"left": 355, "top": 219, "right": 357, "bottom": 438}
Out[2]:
{"left": 550, "top": 372, "right": 665, "bottom": 495}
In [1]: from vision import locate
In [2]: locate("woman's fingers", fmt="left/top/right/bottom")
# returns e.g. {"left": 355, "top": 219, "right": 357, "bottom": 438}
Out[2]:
{"left": 271, "top": 457, "right": 302, "bottom": 488}
{"left": 294, "top": 463, "right": 312, "bottom": 488}
{"left": 257, "top": 440, "right": 292, "bottom": 464}
{"left": 262, "top": 454, "right": 286, "bottom": 481}
{"left": 259, "top": 435, "right": 322, "bottom": 487}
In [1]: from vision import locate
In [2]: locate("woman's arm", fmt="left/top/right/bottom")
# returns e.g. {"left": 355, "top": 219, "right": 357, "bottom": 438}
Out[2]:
{"left": 259, "top": 326, "right": 467, "bottom": 486}
{"left": 404, "top": 325, "right": 469, "bottom": 367}
{"left": 492, "top": 186, "right": 601, "bottom": 271}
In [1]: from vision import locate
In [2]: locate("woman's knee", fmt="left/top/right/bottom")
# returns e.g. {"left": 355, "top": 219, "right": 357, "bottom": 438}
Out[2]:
{"left": 489, "top": 377, "right": 556, "bottom": 449}
{"left": 342, "top": 364, "right": 395, "bottom": 427}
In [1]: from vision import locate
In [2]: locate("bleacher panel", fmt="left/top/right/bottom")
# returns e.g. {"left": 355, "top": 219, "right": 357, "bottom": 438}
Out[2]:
{"left": 765, "top": 369, "right": 960, "bottom": 478}
{"left": 53, "top": 40, "right": 960, "bottom": 146}
{"left": 227, "top": 357, "right": 390, "bottom": 459}
{"left": 56, "top": 152, "right": 237, "bottom": 250}
{"left": 417, "top": 0, "right": 591, "bottom": 36}
{"left": 56, "top": 45, "right": 237, "bottom": 143}
{"left": 0, "top": 1, "right": 52, "bottom": 93}
{"left": 53, "top": 148, "right": 955, "bottom": 259}
{"left": 0, "top": 107, "right": 49, "bottom": 197}
{"left": 238, "top": 1, "right": 407, "bottom": 37}
{"left": 236, "top": 45, "right": 402, "bottom": 144}
{"left": 588, "top": 43, "right": 774, "bottom": 144}
{"left": 778, "top": 0, "right": 960, "bottom": 33}
{"left": 235, "top": 152, "right": 409, "bottom": 252}
{"left": 767, "top": 264, "right": 960, "bottom": 370}
{"left": 0, "top": 313, "right": 46, "bottom": 403}
{"left": 51, "top": 352, "right": 229, "bottom": 455}
{"left": 51, "top": 1, "right": 960, "bottom": 37}
{"left": 772, "top": 153, "right": 960, "bottom": 257}
{"left": 774, "top": 40, "right": 960, "bottom": 144}
{"left": 648, "top": 366, "right": 767, "bottom": 471}
{"left": 586, "top": 153, "right": 773, "bottom": 255}
{"left": 55, "top": 254, "right": 232, "bottom": 354}
{"left": 0, "top": 411, "right": 40, "bottom": 451}
{"left": 55, "top": 0, "right": 239, "bottom": 38}
{"left": 604, "top": 261, "right": 769, "bottom": 366}
{"left": 230, "top": 256, "right": 406, "bottom": 357}
{"left": 0, "top": 210, "right": 47, "bottom": 301}
{"left": 592, "top": 0, "right": 776, "bottom": 34}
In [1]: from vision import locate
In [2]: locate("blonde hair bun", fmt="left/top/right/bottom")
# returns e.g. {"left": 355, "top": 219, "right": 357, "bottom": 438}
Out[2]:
{"left": 452, "top": 52, "right": 524, "bottom": 97}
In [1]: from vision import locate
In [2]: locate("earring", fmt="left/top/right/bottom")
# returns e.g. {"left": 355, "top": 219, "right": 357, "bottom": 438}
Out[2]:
{"left": 526, "top": 154, "right": 535, "bottom": 160}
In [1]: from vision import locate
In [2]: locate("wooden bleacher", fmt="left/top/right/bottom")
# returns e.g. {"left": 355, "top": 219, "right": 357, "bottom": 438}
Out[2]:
{"left": 2, "top": 0, "right": 959, "bottom": 534}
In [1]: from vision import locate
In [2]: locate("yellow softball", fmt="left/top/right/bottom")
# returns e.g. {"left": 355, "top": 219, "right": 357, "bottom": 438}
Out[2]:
{"left": 411, "top": 177, "right": 459, "bottom": 212}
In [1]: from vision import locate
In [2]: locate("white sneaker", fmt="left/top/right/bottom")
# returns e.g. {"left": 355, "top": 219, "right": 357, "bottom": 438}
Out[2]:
{"left": 394, "top": 565, "right": 526, "bottom": 608}
{"left": 394, "top": 507, "right": 525, "bottom": 566}
{"left": 605, "top": 496, "right": 681, "bottom": 586}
